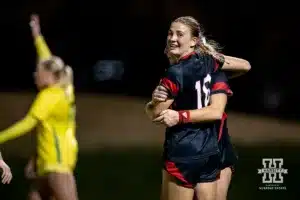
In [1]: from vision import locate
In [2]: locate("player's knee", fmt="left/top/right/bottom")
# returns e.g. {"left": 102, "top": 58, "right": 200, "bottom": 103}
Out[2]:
{"left": 216, "top": 168, "right": 232, "bottom": 200}
{"left": 216, "top": 186, "right": 228, "bottom": 200}
{"left": 195, "top": 181, "right": 218, "bottom": 200}
{"left": 216, "top": 195, "right": 227, "bottom": 200}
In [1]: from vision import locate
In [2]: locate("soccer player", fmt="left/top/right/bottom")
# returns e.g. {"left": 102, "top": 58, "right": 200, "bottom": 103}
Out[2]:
{"left": 164, "top": 45, "right": 251, "bottom": 79}
{"left": 151, "top": 88, "right": 238, "bottom": 200}
{"left": 214, "top": 114, "right": 237, "bottom": 200}
{"left": 149, "top": 18, "right": 250, "bottom": 200}
{"left": 152, "top": 58, "right": 248, "bottom": 200}
{"left": 0, "top": 151, "right": 12, "bottom": 184}
{"left": 145, "top": 16, "right": 233, "bottom": 200}
{"left": 0, "top": 15, "right": 78, "bottom": 200}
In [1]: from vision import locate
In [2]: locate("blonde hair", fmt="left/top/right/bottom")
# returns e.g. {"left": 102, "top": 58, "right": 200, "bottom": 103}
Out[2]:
{"left": 168, "top": 16, "right": 222, "bottom": 58}
{"left": 39, "top": 56, "right": 73, "bottom": 89}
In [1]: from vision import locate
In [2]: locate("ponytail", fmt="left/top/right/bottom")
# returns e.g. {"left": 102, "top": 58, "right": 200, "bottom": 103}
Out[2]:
{"left": 59, "top": 65, "right": 73, "bottom": 89}
{"left": 63, "top": 65, "right": 73, "bottom": 85}
{"left": 39, "top": 55, "right": 74, "bottom": 98}
{"left": 60, "top": 65, "right": 74, "bottom": 99}
{"left": 201, "top": 37, "right": 217, "bottom": 54}
{"left": 44, "top": 56, "right": 73, "bottom": 87}
{"left": 196, "top": 35, "right": 221, "bottom": 55}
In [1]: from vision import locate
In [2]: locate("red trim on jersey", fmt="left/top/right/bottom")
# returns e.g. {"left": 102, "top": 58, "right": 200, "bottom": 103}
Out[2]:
{"left": 178, "top": 110, "right": 191, "bottom": 124}
{"left": 179, "top": 51, "right": 196, "bottom": 61}
{"left": 213, "top": 54, "right": 225, "bottom": 72}
{"left": 218, "top": 113, "right": 227, "bottom": 141}
{"left": 212, "top": 82, "right": 233, "bottom": 96}
{"left": 160, "top": 78, "right": 179, "bottom": 96}
{"left": 165, "top": 161, "right": 193, "bottom": 188}
{"left": 214, "top": 59, "right": 220, "bottom": 72}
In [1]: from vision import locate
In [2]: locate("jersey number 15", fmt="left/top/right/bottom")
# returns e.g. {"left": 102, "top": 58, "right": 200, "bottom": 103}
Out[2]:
{"left": 195, "top": 74, "right": 211, "bottom": 109}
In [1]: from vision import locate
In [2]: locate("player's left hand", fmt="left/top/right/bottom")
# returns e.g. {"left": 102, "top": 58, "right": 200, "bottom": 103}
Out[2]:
{"left": 0, "top": 160, "right": 12, "bottom": 184}
{"left": 152, "top": 109, "right": 179, "bottom": 127}
{"left": 152, "top": 85, "right": 168, "bottom": 102}
{"left": 29, "top": 14, "right": 41, "bottom": 38}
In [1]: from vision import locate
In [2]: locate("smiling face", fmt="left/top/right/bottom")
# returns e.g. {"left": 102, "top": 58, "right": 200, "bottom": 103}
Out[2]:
{"left": 166, "top": 21, "right": 198, "bottom": 59}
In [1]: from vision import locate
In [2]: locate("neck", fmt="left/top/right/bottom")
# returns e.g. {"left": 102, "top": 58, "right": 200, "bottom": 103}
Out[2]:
{"left": 179, "top": 50, "right": 195, "bottom": 60}
{"left": 168, "top": 49, "right": 195, "bottom": 64}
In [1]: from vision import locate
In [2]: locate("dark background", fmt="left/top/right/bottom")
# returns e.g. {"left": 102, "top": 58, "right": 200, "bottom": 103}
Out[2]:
{"left": 1, "top": 0, "right": 300, "bottom": 118}
{"left": 0, "top": 0, "right": 299, "bottom": 199}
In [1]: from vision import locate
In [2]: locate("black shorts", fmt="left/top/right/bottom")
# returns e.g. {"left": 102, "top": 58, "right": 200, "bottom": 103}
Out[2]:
{"left": 163, "top": 153, "right": 220, "bottom": 188}
{"left": 219, "top": 132, "right": 238, "bottom": 173}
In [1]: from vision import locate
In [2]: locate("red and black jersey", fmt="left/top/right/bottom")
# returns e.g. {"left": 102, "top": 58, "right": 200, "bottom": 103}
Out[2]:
{"left": 160, "top": 52, "right": 232, "bottom": 162}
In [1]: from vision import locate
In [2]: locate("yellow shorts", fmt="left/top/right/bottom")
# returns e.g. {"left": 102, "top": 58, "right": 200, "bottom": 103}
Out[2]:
{"left": 37, "top": 164, "right": 73, "bottom": 176}
{"left": 36, "top": 136, "right": 78, "bottom": 176}
{"left": 36, "top": 154, "right": 77, "bottom": 176}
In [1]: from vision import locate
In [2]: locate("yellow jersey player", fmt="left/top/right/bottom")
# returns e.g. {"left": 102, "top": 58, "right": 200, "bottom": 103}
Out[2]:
{"left": 0, "top": 14, "right": 78, "bottom": 200}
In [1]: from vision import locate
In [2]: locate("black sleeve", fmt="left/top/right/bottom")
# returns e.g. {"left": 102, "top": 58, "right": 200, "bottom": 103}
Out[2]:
{"left": 213, "top": 54, "right": 225, "bottom": 72}
{"left": 210, "top": 71, "right": 233, "bottom": 96}
{"left": 160, "top": 66, "right": 181, "bottom": 98}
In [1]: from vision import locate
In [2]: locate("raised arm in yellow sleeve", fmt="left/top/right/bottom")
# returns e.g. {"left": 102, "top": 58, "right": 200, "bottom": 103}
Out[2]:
{"left": 0, "top": 88, "right": 61, "bottom": 144}
{"left": 35, "top": 35, "right": 52, "bottom": 61}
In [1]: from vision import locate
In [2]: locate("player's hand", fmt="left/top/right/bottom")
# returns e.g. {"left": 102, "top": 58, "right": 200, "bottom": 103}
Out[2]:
{"left": 152, "top": 85, "right": 168, "bottom": 102}
{"left": 24, "top": 158, "right": 36, "bottom": 180}
{"left": 29, "top": 14, "right": 41, "bottom": 38}
{"left": 0, "top": 160, "right": 12, "bottom": 184}
{"left": 152, "top": 109, "right": 179, "bottom": 127}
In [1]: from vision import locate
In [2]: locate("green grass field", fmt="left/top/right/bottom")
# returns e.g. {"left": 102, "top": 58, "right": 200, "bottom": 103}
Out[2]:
{"left": 0, "top": 144, "right": 298, "bottom": 200}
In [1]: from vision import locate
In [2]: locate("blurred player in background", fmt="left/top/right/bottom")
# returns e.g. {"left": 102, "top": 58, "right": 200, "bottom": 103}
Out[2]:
{"left": 150, "top": 18, "right": 250, "bottom": 200}
{"left": 0, "top": 14, "right": 78, "bottom": 200}
{"left": 0, "top": 151, "right": 12, "bottom": 184}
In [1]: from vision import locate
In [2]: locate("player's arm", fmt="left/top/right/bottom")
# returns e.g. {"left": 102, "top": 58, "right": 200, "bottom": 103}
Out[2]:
{"left": 0, "top": 150, "right": 12, "bottom": 184}
{"left": 185, "top": 94, "right": 227, "bottom": 122}
{"left": 0, "top": 116, "right": 38, "bottom": 144}
{"left": 34, "top": 35, "right": 52, "bottom": 61}
{"left": 145, "top": 100, "right": 174, "bottom": 120}
{"left": 30, "top": 14, "right": 74, "bottom": 92}
{"left": 215, "top": 54, "right": 251, "bottom": 78}
{"left": 177, "top": 72, "right": 231, "bottom": 123}
{"left": 145, "top": 68, "right": 179, "bottom": 119}
{"left": 30, "top": 14, "right": 52, "bottom": 61}
{"left": 0, "top": 90, "right": 60, "bottom": 144}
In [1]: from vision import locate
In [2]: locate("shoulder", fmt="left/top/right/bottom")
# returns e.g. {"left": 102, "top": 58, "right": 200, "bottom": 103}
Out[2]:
{"left": 196, "top": 53, "right": 218, "bottom": 72}
{"left": 211, "top": 70, "right": 227, "bottom": 79}
{"left": 196, "top": 53, "right": 215, "bottom": 64}
{"left": 166, "top": 63, "right": 181, "bottom": 73}
{"left": 165, "top": 64, "right": 182, "bottom": 79}
{"left": 210, "top": 71, "right": 230, "bottom": 87}
{"left": 37, "top": 86, "right": 64, "bottom": 99}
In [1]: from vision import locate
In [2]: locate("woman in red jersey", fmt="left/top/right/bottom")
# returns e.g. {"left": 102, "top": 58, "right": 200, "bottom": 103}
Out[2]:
{"left": 146, "top": 16, "right": 250, "bottom": 200}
